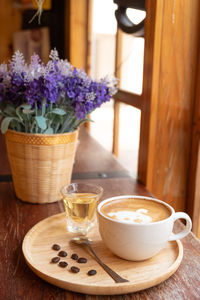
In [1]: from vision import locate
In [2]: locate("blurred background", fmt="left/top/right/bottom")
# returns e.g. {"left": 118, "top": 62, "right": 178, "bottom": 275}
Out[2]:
{"left": 0, "top": 0, "right": 144, "bottom": 178}
{"left": 0, "top": 0, "right": 200, "bottom": 237}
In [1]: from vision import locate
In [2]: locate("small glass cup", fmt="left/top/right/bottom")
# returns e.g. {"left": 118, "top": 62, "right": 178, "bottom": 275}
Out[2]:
{"left": 61, "top": 182, "right": 103, "bottom": 235}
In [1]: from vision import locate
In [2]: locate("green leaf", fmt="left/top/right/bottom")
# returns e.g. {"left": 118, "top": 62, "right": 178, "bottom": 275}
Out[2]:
{"left": 43, "top": 127, "right": 54, "bottom": 134}
{"left": 35, "top": 116, "right": 47, "bottom": 130}
{"left": 30, "top": 120, "right": 36, "bottom": 133}
{"left": 16, "top": 104, "right": 33, "bottom": 120}
{"left": 22, "top": 109, "right": 34, "bottom": 114}
{"left": 9, "top": 119, "right": 22, "bottom": 132}
{"left": 4, "top": 105, "right": 16, "bottom": 117}
{"left": 42, "top": 99, "right": 46, "bottom": 116}
{"left": 20, "top": 104, "right": 32, "bottom": 110}
{"left": 0, "top": 110, "right": 4, "bottom": 120}
{"left": 70, "top": 118, "right": 92, "bottom": 132}
{"left": 59, "top": 113, "right": 74, "bottom": 133}
{"left": 51, "top": 115, "right": 62, "bottom": 133}
{"left": 16, "top": 107, "right": 24, "bottom": 122}
{"left": 51, "top": 108, "right": 66, "bottom": 116}
{"left": 1, "top": 117, "right": 18, "bottom": 134}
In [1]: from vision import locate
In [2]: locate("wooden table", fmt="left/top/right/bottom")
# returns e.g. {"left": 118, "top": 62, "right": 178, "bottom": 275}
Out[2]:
{"left": 0, "top": 128, "right": 200, "bottom": 300}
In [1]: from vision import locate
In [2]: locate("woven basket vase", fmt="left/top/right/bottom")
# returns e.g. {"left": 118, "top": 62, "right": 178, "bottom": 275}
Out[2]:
{"left": 5, "top": 129, "right": 79, "bottom": 204}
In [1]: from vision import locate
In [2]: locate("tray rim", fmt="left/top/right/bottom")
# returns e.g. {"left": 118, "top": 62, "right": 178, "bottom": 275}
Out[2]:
{"left": 22, "top": 212, "right": 184, "bottom": 295}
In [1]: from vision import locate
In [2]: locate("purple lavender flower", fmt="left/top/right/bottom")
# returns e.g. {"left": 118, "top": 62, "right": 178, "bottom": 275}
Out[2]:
{"left": 7, "top": 72, "right": 26, "bottom": 105}
{"left": 25, "top": 77, "right": 44, "bottom": 106}
{"left": 0, "top": 83, "right": 4, "bottom": 102}
{"left": 0, "top": 49, "right": 117, "bottom": 134}
{"left": 44, "top": 74, "right": 59, "bottom": 104}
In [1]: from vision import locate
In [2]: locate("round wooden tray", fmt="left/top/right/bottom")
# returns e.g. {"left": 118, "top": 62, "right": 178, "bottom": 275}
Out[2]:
{"left": 22, "top": 213, "right": 183, "bottom": 295}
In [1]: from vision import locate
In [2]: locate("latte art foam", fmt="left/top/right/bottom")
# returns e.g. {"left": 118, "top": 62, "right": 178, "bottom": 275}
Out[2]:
{"left": 101, "top": 198, "right": 171, "bottom": 224}
{"left": 107, "top": 209, "right": 152, "bottom": 224}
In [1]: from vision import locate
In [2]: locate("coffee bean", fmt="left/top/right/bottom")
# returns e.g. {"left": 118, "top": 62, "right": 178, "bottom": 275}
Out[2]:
{"left": 87, "top": 269, "right": 97, "bottom": 276}
{"left": 71, "top": 253, "right": 78, "bottom": 260}
{"left": 71, "top": 266, "right": 80, "bottom": 273}
{"left": 58, "top": 261, "right": 68, "bottom": 268}
{"left": 52, "top": 244, "right": 61, "bottom": 251}
{"left": 58, "top": 251, "right": 67, "bottom": 257}
{"left": 77, "top": 257, "right": 87, "bottom": 263}
{"left": 51, "top": 257, "right": 60, "bottom": 263}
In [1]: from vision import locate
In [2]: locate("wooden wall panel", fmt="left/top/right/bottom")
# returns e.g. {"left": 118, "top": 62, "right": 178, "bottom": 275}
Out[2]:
{"left": 69, "top": 0, "right": 92, "bottom": 130}
{"left": 187, "top": 26, "right": 200, "bottom": 236}
{"left": 112, "top": 28, "right": 123, "bottom": 156}
{"left": 139, "top": 0, "right": 200, "bottom": 212}
{"left": 138, "top": 0, "right": 163, "bottom": 185}
{"left": 190, "top": 135, "right": 200, "bottom": 236}
{"left": 0, "top": 0, "right": 21, "bottom": 62}
{"left": 69, "top": 0, "right": 90, "bottom": 70}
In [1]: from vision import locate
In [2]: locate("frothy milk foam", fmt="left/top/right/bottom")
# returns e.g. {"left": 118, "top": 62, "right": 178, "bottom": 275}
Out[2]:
{"left": 101, "top": 198, "right": 171, "bottom": 224}
{"left": 108, "top": 209, "right": 152, "bottom": 224}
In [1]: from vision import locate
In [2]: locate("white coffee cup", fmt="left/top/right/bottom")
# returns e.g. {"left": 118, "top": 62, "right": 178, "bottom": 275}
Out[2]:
{"left": 97, "top": 195, "right": 192, "bottom": 261}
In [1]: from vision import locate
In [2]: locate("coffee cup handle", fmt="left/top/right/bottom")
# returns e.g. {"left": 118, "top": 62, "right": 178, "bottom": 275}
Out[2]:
{"left": 168, "top": 212, "right": 192, "bottom": 241}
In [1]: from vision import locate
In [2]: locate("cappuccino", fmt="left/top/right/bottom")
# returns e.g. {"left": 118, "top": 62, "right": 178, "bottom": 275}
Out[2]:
{"left": 101, "top": 198, "right": 171, "bottom": 224}
{"left": 98, "top": 195, "right": 192, "bottom": 260}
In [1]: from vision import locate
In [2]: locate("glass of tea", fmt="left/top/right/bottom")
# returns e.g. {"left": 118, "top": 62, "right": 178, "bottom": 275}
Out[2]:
{"left": 61, "top": 182, "right": 103, "bottom": 235}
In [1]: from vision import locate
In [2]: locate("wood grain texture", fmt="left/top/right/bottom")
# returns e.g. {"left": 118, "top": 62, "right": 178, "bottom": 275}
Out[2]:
{"left": 69, "top": 0, "right": 89, "bottom": 70}
{"left": 138, "top": 0, "right": 162, "bottom": 185}
{"left": 22, "top": 213, "right": 183, "bottom": 295}
{"left": 113, "top": 90, "right": 142, "bottom": 110}
{"left": 187, "top": 131, "right": 200, "bottom": 237}
{"left": 0, "top": 0, "right": 21, "bottom": 62}
{"left": 112, "top": 100, "right": 120, "bottom": 157}
{"left": 0, "top": 180, "right": 200, "bottom": 300}
{"left": 0, "top": 133, "right": 10, "bottom": 175}
{"left": 193, "top": 143, "right": 200, "bottom": 238}
{"left": 187, "top": 25, "right": 200, "bottom": 237}
{"left": 112, "top": 28, "right": 123, "bottom": 157}
{"left": 139, "top": 0, "right": 200, "bottom": 213}
{"left": 0, "top": 128, "right": 200, "bottom": 299}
